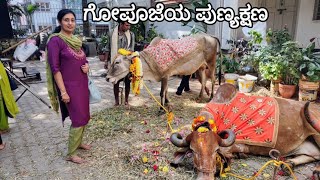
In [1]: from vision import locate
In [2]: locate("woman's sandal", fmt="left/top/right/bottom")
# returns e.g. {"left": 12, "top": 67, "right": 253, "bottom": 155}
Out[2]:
{"left": 66, "top": 155, "right": 86, "bottom": 164}
{"left": 78, "top": 144, "right": 92, "bottom": 150}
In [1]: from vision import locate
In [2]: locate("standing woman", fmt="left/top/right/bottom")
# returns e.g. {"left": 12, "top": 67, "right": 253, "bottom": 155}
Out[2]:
{"left": 46, "top": 9, "right": 91, "bottom": 164}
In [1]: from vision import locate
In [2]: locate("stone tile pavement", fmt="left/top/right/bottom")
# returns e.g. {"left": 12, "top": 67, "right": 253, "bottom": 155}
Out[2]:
{"left": 0, "top": 57, "right": 204, "bottom": 179}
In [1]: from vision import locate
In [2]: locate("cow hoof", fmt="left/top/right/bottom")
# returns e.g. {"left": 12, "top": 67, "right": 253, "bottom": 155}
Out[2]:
{"left": 313, "top": 171, "right": 320, "bottom": 180}
{"left": 279, "top": 161, "right": 294, "bottom": 176}
{"left": 196, "top": 97, "right": 203, "bottom": 103}
{"left": 313, "top": 165, "right": 320, "bottom": 180}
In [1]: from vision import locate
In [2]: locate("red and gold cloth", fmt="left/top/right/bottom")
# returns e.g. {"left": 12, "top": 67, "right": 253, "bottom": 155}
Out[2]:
{"left": 143, "top": 37, "right": 198, "bottom": 73}
{"left": 202, "top": 93, "right": 279, "bottom": 148}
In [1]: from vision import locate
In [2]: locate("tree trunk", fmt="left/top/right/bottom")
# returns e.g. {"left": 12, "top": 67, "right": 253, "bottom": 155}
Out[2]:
{"left": 82, "top": 0, "right": 90, "bottom": 37}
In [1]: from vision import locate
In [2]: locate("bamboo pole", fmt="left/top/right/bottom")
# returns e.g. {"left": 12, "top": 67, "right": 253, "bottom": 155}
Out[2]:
{"left": 1, "top": 26, "right": 52, "bottom": 54}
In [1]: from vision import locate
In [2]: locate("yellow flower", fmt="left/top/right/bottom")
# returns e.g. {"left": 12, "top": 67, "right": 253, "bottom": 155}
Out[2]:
{"left": 154, "top": 142, "right": 160, "bottom": 147}
{"left": 167, "top": 112, "right": 174, "bottom": 123}
{"left": 143, "top": 168, "right": 149, "bottom": 174}
{"left": 197, "top": 127, "right": 209, "bottom": 133}
{"left": 162, "top": 166, "right": 169, "bottom": 173}
{"left": 118, "top": 48, "right": 131, "bottom": 56}
{"left": 142, "top": 156, "right": 148, "bottom": 163}
{"left": 212, "top": 126, "right": 217, "bottom": 133}
{"left": 208, "top": 119, "right": 215, "bottom": 125}
{"left": 199, "top": 116, "right": 205, "bottom": 121}
{"left": 263, "top": 173, "right": 270, "bottom": 178}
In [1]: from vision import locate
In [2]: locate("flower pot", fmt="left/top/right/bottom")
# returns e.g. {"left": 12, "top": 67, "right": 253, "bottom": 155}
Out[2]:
{"left": 224, "top": 73, "right": 239, "bottom": 86}
{"left": 279, "top": 84, "right": 296, "bottom": 99}
{"left": 270, "top": 79, "right": 281, "bottom": 95}
{"left": 298, "top": 80, "right": 320, "bottom": 101}
{"left": 238, "top": 74, "right": 257, "bottom": 93}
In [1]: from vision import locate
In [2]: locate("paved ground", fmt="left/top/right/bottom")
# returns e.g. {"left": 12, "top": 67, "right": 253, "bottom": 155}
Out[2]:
{"left": 0, "top": 57, "right": 317, "bottom": 179}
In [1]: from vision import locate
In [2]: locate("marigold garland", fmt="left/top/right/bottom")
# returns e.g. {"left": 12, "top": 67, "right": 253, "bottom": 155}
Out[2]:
{"left": 192, "top": 115, "right": 217, "bottom": 133}
{"left": 129, "top": 54, "right": 143, "bottom": 95}
{"left": 118, "top": 48, "right": 132, "bottom": 56}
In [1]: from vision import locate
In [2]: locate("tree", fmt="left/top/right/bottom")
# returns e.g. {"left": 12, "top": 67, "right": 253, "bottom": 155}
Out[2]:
{"left": 6, "top": 0, "right": 25, "bottom": 29}
{"left": 23, "top": 3, "right": 39, "bottom": 33}
{"left": 182, "top": 0, "right": 209, "bottom": 33}
{"left": 82, "top": 0, "right": 90, "bottom": 37}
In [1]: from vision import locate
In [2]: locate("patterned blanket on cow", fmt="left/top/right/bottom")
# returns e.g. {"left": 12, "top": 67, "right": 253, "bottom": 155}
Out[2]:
{"left": 202, "top": 93, "right": 279, "bottom": 148}
{"left": 143, "top": 36, "right": 199, "bottom": 74}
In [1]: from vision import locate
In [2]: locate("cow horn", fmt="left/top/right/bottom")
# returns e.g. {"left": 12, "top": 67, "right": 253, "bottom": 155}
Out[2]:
{"left": 170, "top": 133, "right": 190, "bottom": 147}
{"left": 218, "top": 129, "right": 236, "bottom": 147}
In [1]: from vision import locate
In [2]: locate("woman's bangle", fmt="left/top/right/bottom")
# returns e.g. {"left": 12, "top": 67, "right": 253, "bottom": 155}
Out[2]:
{"left": 61, "top": 92, "right": 67, "bottom": 96}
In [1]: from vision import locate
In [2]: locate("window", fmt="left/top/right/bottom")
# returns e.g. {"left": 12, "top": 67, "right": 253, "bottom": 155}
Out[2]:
{"left": 36, "top": 2, "right": 50, "bottom": 12}
{"left": 314, "top": 0, "right": 320, "bottom": 20}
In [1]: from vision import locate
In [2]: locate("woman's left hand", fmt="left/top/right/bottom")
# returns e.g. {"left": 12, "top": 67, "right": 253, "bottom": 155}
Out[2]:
{"left": 81, "top": 63, "right": 89, "bottom": 74}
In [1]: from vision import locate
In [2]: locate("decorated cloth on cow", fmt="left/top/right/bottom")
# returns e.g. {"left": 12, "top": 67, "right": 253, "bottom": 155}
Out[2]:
{"left": 143, "top": 37, "right": 199, "bottom": 74}
{"left": 202, "top": 93, "right": 279, "bottom": 148}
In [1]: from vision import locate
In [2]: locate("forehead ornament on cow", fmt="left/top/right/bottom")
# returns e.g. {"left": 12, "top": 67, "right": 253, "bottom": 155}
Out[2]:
{"left": 192, "top": 115, "right": 218, "bottom": 133}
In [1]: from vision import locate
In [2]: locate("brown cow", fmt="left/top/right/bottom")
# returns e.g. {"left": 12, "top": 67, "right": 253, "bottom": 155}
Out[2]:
{"left": 106, "top": 33, "right": 220, "bottom": 110}
{"left": 170, "top": 84, "right": 320, "bottom": 180}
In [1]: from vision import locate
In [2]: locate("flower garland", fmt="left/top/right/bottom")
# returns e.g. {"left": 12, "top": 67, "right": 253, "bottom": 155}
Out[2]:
{"left": 130, "top": 54, "right": 143, "bottom": 95}
{"left": 191, "top": 115, "right": 217, "bottom": 133}
{"left": 117, "top": 49, "right": 143, "bottom": 95}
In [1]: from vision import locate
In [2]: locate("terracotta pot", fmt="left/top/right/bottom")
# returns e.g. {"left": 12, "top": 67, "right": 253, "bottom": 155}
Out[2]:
{"left": 279, "top": 84, "right": 296, "bottom": 99}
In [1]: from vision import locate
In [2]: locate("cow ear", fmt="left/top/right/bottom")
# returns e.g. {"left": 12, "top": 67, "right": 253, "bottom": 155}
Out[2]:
{"left": 127, "top": 52, "right": 139, "bottom": 60}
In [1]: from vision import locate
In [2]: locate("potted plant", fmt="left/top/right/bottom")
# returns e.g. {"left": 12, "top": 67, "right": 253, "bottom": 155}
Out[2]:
{"left": 297, "top": 41, "right": 320, "bottom": 101}
{"left": 278, "top": 41, "right": 302, "bottom": 98}
{"left": 217, "top": 54, "right": 240, "bottom": 86}
{"left": 97, "top": 34, "right": 109, "bottom": 61}
{"left": 249, "top": 27, "right": 294, "bottom": 95}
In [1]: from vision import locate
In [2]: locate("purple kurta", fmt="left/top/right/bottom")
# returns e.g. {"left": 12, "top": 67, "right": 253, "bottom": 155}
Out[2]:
{"left": 47, "top": 36, "right": 90, "bottom": 127}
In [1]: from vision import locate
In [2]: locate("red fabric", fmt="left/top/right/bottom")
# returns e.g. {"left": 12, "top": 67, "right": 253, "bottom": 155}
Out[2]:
{"left": 143, "top": 37, "right": 198, "bottom": 72}
{"left": 202, "top": 93, "right": 279, "bottom": 148}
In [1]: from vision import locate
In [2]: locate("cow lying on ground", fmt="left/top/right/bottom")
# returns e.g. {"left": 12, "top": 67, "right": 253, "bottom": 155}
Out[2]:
{"left": 170, "top": 83, "right": 320, "bottom": 180}
{"left": 106, "top": 33, "right": 220, "bottom": 110}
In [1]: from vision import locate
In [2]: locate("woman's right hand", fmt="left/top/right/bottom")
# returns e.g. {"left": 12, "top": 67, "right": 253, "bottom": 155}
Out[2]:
{"left": 61, "top": 93, "right": 70, "bottom": 103}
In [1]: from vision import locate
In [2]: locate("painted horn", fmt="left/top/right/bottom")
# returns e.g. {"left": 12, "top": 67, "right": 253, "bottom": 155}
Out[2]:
{"left": 218, "top": 129, "right": 236, "bottom": 147}
{"left": 170, "top": 133, "right": 190, "bottom": 147}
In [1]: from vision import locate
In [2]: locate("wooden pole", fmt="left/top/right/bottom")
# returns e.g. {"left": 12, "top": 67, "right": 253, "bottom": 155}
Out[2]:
{"left": 1, "top": 26, "right": 52, "bottom": 54}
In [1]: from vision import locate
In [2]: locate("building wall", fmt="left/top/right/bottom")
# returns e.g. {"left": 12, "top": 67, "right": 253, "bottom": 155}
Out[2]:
{"left": 151, "top": 3, "right": 195, "bottom": 39}
{"left": 295, "top": 0, "right": 320, "bottom": 48}
{"left": 31, "top": 0, "right": 62, "bottom": 32}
